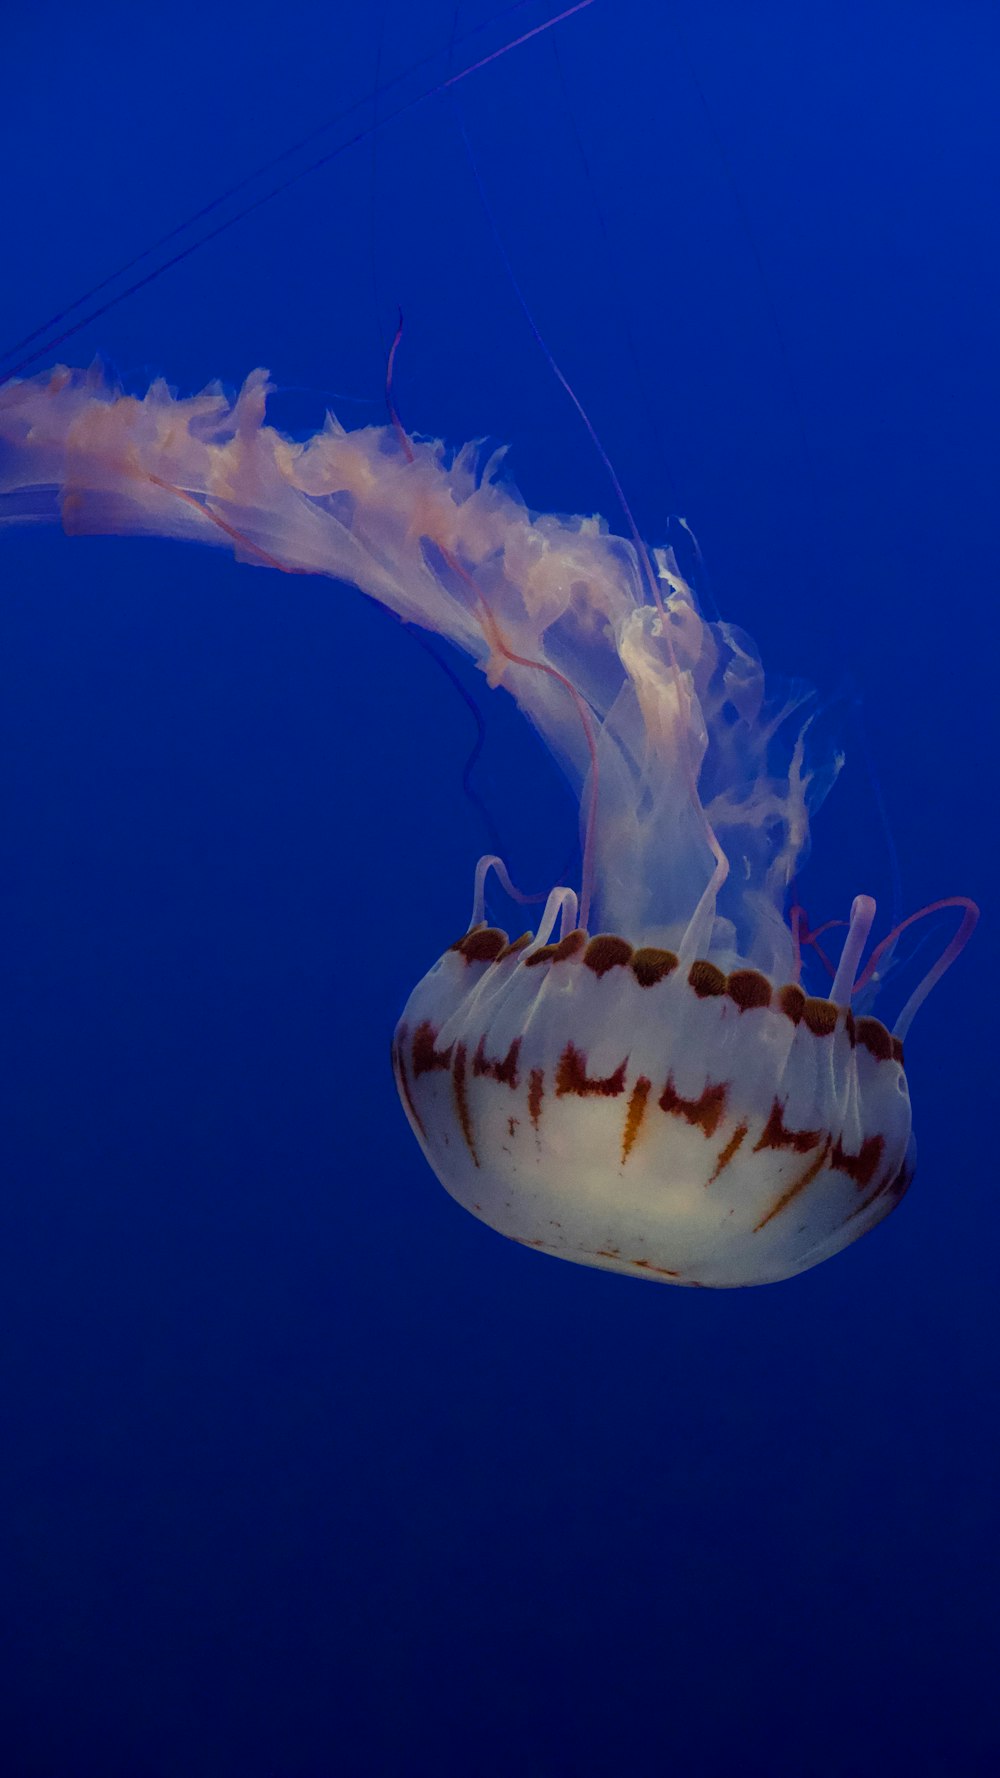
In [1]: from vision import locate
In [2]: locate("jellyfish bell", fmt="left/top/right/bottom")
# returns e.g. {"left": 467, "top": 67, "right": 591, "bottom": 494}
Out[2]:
{"left": 0, "top": 364, "right": 976, "bottom": 1287}
{"left": 394, "top": 892, "right": 916, "bottom": 1289}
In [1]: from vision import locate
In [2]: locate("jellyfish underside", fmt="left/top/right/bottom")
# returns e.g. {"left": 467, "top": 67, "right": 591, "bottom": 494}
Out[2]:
{"left": 0, "top": 364, "right": 967, "bottom": 1286}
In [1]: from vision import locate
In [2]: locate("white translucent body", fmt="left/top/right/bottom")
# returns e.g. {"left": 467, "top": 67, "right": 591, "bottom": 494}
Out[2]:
{"left": 394, "top": 939, "right": 914, "bottom": 1288}
{"left": 0, "top": 367, "right": 939, "bottom": 1286}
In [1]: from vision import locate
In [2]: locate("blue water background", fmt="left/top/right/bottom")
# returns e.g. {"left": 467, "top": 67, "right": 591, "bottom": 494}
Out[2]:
{"left": 1, "top": 3, "right": 996, "bottom": 1773}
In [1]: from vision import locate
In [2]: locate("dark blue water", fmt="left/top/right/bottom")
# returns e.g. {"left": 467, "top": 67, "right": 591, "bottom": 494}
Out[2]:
{"left": 1, "top": 4, "right": 996, "bottom": 1774}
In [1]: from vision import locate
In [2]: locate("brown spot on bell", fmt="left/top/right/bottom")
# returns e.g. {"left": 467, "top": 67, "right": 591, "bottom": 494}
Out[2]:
{"left": 583, "top": 934, "right": 634, "bottom": 977}
{"left": 688, "top": 960, "right": 726, "bottom": 998}
{"left": 525, "top": 928, "right": 587, "bottom": 968}
{"left": 856, "top": 1016, "right": 893, "bottom": 1061}
{"left": 802, "top": 996, "right": 839, "bottom": 1036}
{"left": 726, "top": 969, "right": 772, "bottom": 1011}
{"left": 452, "top": 926, "right": 508, "bottom": 963}
{"left": 630, "top": 946, "right": 678, "bottom": 987}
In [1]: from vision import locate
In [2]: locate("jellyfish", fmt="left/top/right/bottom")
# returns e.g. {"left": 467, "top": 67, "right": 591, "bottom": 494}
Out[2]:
{"left": 0, "top": 362, "right": 977, "bottom": 1286}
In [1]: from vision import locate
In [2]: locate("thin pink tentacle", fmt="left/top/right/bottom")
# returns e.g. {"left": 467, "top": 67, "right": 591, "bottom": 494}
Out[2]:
{"left": 852, "top": 896, "right": 979, "bottom": 1038}
{"left": 385, "top": 310, "right": 415, "bottom": 463}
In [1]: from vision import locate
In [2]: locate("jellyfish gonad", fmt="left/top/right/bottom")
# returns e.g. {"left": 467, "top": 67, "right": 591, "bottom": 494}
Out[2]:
{"left": 0, "top": 365, "right": 977, "bottom": 1286}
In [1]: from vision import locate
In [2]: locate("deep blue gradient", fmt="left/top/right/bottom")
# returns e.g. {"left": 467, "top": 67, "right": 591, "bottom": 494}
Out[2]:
{"left": 1, "top": 4, "right": 996, "bottom": 1774}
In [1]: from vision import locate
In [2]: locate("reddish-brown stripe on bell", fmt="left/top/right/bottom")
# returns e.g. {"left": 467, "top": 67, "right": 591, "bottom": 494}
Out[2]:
{"left": 622, "top": 1076, "right": 652, "bottom": 1163}
{"left": 659, "top": 1076, "right": 727, "bottom": 1139}
{"left": 528, "top": 1067, "right": 544, "bottom": 1130}
{"left": 753, "top": 1099, "right": 822, "bottom": 1156}
{"left": 707, "top": 1121, "right": 748, "bottom": 1184}
{"left": 830, "top": 1132, "right": 885, "bottom": 1190}
{"left": 393, "top": 1025, "right": 428, "bottom": 1142}
{"left": 472, "top": 1034, "right": 521, "bottom": 1089}
{"left": 555, "top": 1042, "right": 627, "bottom": 1099}
{"left": 451, "top": 1041, "right": 478, "bottom": 1166}
{"left": 754, "top": 1138, "right": 831, "bottom": 1232}
{"left": 411, "top": 1021, "right": 452, "bottom": 1077}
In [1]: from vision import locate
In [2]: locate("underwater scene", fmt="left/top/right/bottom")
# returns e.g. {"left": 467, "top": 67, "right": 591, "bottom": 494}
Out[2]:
{"left": 1, "top": 2, "right": 996, "bottom": 1773}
